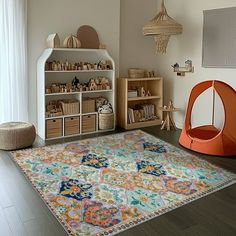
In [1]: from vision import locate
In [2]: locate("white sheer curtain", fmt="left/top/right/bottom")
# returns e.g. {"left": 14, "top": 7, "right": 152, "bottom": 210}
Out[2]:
{"left": 0, "top": 0, "right": 28, "bottom": 123}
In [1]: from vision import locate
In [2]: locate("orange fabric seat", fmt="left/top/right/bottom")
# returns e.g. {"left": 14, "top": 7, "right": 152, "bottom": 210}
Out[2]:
{"left": 179, "top": 80, "right": 236, "bottom": 156}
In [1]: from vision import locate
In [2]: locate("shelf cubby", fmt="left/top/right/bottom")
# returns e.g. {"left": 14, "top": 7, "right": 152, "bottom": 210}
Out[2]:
{"left": 117, "top": 77, "right": 163, "bottom": 130}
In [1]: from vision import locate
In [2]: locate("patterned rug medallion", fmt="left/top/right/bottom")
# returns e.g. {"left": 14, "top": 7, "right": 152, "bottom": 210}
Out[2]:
{"left": 11, "top": 130, "right": 236, "bottom": 236}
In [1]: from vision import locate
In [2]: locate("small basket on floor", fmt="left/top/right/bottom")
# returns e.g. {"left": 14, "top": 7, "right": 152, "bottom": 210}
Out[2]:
{"left": 99, "top": 113, "right": 114, "bottom": 130}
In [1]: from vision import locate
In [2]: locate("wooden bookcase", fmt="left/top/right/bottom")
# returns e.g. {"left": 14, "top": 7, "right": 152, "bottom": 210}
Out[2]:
{"left": 37, "top": 48, "right": 115, "bottom": 140}
{"left": 117, "top": 77, "right": 163, "bottom": 129}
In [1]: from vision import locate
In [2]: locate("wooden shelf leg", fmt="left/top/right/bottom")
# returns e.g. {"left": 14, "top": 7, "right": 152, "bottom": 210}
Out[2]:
{"left": 161, "top": 116, "right": 168, "bottom": 130}
{"left": 169, "top": 114, "right": 177, "bottom": 130}
{"left": 166, "top": 112, "right": 171, "bottom": 131}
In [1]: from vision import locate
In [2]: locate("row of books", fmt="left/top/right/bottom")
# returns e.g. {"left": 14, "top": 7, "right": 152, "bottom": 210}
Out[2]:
{"left": 128, "top": 104, "right": 157, "bottom": 124}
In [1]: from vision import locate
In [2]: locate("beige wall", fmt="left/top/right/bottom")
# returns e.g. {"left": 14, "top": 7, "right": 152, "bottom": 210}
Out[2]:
{"left": 28, "top": 0, "right": 236, "bottom": 129}
{"left": 28, "top": 0, "right": 120, "bottom": 126}
{"left": 154, "top": 0, "right": 236, "bottom": 128}
{"left": 120, "top": 0, "right": 158, "bottom": 77}
{"left": 120, "top": 0, "right": 236, "bottom": 128}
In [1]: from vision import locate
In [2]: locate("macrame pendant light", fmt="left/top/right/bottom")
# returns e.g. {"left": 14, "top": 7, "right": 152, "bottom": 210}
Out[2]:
{"left": 143, "top": 0, "right": 183, "bottom": 54}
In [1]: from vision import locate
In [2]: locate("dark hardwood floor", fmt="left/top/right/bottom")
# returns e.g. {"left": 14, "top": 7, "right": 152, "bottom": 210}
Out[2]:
{"left": 0, "top": 126, "right": 235, "bottom": 236}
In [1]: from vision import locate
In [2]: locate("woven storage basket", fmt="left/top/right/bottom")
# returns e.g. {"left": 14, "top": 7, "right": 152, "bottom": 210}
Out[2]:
{"left": 82, "top": 99, "right": 95, "bottom": 113}
{"left": 60, "top": 99, "right": 79, "bottom": 115}
{"left": 99, "top": 113, "right": 114, "bottom": 130}
{"left": 128, "top": 68, "right": 146, "bottom": 78}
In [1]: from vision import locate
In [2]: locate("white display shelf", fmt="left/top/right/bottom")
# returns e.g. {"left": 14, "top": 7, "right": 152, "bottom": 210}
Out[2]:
{"left": 37, "top": 48, "right": 116, "bottom": 140}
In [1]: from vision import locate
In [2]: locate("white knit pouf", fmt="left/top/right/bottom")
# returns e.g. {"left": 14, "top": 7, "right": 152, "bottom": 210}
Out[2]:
{"left": 0, "top": 122, "right": 36, "bottom": 150}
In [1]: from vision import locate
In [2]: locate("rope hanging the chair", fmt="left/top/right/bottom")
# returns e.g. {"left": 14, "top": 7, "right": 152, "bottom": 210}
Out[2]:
{"left": 143, "top": 0, "right": 183, "bottom": 54}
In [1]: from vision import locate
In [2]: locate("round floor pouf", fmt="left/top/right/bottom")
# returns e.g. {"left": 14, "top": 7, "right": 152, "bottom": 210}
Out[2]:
{"left": 0, "top": 122, "right": 36, "bottom": 150}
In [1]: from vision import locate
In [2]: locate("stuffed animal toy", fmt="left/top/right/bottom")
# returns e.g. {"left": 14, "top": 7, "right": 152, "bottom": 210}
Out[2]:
{"left": 96, "top": 96, "right": 108, "bottom": 110}
{"left": 98, "top": 103, "right": 113, "bottom": 114}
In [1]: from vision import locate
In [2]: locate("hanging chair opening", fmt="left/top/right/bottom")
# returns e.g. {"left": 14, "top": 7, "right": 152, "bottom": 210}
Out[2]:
{"left": 188, "top": 86, "right": 225, "bottom": 140}
{"left": 188, "top": 125, "right": 220, "bottom": 140}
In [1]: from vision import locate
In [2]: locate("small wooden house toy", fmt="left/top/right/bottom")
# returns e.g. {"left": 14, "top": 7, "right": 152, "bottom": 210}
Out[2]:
{"left": 46, "top": 33, "right": 60, "bottom": 48}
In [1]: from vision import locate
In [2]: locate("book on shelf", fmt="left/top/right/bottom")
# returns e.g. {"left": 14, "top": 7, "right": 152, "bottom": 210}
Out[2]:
{"left": 128, "top": 90, "right": 138, "bottom": 98}
{"left": 128, "top": 104, "right": 158, "bottom": 124}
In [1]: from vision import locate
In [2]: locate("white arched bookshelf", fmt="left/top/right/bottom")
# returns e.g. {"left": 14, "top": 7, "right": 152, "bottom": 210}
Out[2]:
{"left": 37, "top": 48, "right": 115, "bottom": 140}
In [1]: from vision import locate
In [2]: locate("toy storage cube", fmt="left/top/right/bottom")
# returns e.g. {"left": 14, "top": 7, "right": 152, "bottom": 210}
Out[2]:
{"left": 64, "top": 116, "right": 80, "bottom": 136}
{"left": 46, "top": 118, "right": 63, "bottom": 139}
{"left": 82, "top": 115, "right": 96, "bottom": 133}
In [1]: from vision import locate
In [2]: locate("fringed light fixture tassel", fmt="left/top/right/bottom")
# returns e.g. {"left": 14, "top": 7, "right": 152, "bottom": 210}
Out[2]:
{"left": 143, "top": 0, "right": 183, "bottom": 54}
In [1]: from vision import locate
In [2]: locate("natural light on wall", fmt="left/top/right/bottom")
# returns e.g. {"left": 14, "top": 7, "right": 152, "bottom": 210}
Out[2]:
{"left": 0, "top": 0, "right": 28, "bottom": 123}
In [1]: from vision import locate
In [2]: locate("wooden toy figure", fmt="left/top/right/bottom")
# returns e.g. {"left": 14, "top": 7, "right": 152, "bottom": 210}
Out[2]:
{"left": 168, "top": 100, "right": 174, "bottom": 109}
{"left": 88, "top": 78, "right": 98, "bottom": 90}
{"left": 138, "top": 87, "right": 146, "bottom": 97}
{"left": 72, "top": 76, "right": 79, "bottom": 88}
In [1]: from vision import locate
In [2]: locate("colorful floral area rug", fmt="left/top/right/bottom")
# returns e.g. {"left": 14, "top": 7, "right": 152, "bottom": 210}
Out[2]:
{"left": 11, "top": 130, "right": 236, "bottom": 236}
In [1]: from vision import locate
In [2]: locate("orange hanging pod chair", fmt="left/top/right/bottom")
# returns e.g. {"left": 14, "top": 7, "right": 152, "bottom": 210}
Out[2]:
{"left": 179, "top": 80, "right": 236, "bottom": 156}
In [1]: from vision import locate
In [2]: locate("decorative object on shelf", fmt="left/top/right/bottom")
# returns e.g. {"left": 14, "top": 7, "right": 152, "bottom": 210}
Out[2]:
{"left": 77, "top": 25, "right": 100, "bottom": 49}
{"left": 128, "top": 90, "right": 138, "bottom": 98}
{"left": 128, "top": 68, "right": 146, "bottom": 78}
{"left": 159, "top": 101, "right": 180, "bottom": 131}
{"left": 45, "top": 76, "right": 111, "bottom": 94}
{"left": 46, "top": 101, "right": 63, "bottom": 118}
{"left": 45, "top": 60, "right": 113, "bottom": 71}
{"left": 172, "top": 60, "right": 194, "bottom": 76}
{"left": 98, "top": 60, "right": 113, "bottom": 70}
{"left": 72, "top": 76, "right": 80, "bottom": 87}
{"left": 46, "top": 33, "right": 60, "bottom": 48}
{"left": 63, "top": 34, "right": 81, "bottom": 48}
{"left": 100, "top": 77, "right": 111, "bottom": 90}
{"left": 168, "top": 100, "right": 174, "bottom": 109}
{"left": 137, "top": 87, "right": 152, "bottom": 97}
{"left": 88, "top": 78, "right": 98, "bottom": 91}
{"left": 138, "top": 87, "right": 146, "bottom": 97}
{"left": 143, "top": 0, "right": 183, "bottom": 54}
{"left": 147, "top": 70, "right": 156, "bottom": 78}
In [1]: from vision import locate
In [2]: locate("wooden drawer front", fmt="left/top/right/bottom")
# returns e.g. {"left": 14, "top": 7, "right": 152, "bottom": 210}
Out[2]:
{"left": 82, "top": 115, "right": 96, "bottom": 133}
{"left": 65, "top": 116, "right": 80, "bottom": 136}
{"left": 46, "top": 118, "right": 62, "bottom": 139}
{"left": 82, "top": 99, "right": 95, "bottom": 113}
